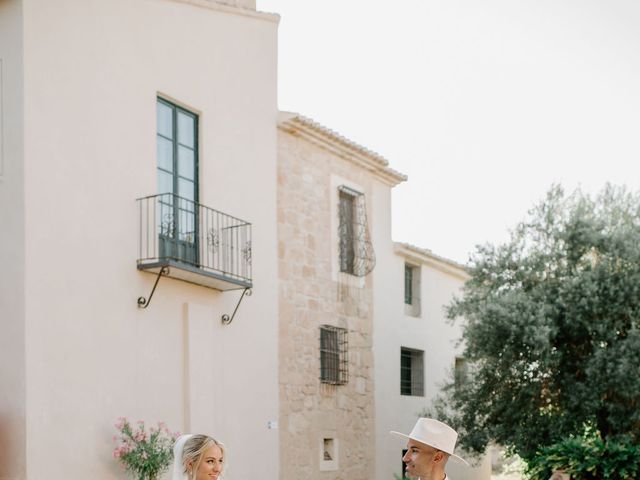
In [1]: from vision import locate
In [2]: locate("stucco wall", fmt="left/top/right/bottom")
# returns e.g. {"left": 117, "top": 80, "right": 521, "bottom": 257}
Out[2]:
{"left": 277, "top": 127, "right": 377, "bottom": 480}
{"left": 18, "top": 0, "right": 279, "bottom": 478}
{"left": 373, "top": 248, "right": 492, "bottom": 480}
{"left": 0, "top": 1, "right": 26, "bottom": 478}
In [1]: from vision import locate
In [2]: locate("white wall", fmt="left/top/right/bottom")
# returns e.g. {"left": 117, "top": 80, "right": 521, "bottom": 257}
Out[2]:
{"left": 373, "top": 246, "right": 491, "bottom": 480}
{"left": 18, "top": 0, "right": 279, "bottom": 478}
{"left": 0, "top": 1, "right": 26, "bottom": 478}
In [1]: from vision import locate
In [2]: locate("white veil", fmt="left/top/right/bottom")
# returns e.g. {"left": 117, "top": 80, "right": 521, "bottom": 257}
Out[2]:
{"left": 171, "top": 434, "right": 194, "bottom": 480}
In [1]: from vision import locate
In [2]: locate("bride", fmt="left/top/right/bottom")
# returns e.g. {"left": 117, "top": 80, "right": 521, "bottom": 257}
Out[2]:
{"left": 171, "top": 434, "right": 225, "bottom": 480}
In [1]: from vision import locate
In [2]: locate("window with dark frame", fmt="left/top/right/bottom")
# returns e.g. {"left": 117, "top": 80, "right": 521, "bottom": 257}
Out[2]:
{"left": 400, "top": 347, "right": 424, "bottom": 396}
{"left": 156, "top": 97, "right": 199, "bottom": 264}
{"left": 320, "top": 325, "right": 348, "bottom": 385}
{"left": 404, "top": 263, "right": 413, "bottom": 305}
{"left": 338, "top": 190, "right": 356, "bottom": 274}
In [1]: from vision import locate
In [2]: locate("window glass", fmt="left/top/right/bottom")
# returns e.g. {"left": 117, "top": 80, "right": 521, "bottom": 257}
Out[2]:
{"left": 157, "top": 137, "right": 174, "bottom": 172}
{"left": 157, "top": 102, "right": 173, "bottom": 139}
{"left": 178, "top": 178, "right": 195, "bottom": 202}
{"left": 177, "top": 112, "right": 195, "bottom": 147}
{"left": 158, "top": 170, "right": 174, "bottom": 194}
{"left": 178, "top": 145, "right": 195, "bottom": 180}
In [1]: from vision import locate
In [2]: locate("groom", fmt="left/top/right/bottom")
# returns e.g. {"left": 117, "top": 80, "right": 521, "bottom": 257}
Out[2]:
{"left": 391, "top": 418, "right": 468, "bottom": 480}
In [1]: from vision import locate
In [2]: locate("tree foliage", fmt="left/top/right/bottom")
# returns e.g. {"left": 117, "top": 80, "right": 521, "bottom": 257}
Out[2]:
{"left": 526, "top": 426, "right": 640, "bottom": 480}
{"left": 438, "top": 185, "right": 640, "bottom": 462}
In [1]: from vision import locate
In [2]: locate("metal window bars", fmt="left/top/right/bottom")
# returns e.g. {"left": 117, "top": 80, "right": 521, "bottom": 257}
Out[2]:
{"left": 400, "top": 347, "right": 424, "bottom": 396}
{"left": 338, "top": 186, "right": 375, "bottom": 277}
{"left": 319, "top": 325, "right": 349, "bottom": 385}
{"left": 137, "top": 193, "right": 252, "bottom": 287}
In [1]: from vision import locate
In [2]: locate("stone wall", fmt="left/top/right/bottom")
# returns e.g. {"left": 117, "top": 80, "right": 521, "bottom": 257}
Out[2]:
{"left": 277, "top": 127, "right": 376, "bottom": 480}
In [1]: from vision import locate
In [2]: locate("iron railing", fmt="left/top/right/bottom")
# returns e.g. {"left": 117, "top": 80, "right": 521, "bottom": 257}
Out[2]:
{"left": 137, "top": 193, "right": 252, "bottom": 286}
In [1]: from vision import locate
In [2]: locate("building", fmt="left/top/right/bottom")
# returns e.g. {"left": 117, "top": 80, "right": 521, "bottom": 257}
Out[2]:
{"left": 276, "top": 112, "right": 406, "bottom": 480}
{"left": 374, "top": 242, "right": 492, "bottom": 480}
{"left": 0, "top": 0, "right": 279, "bottom": 478}
{"left": 1, "top": 1, "right": 490, "bottom": 479}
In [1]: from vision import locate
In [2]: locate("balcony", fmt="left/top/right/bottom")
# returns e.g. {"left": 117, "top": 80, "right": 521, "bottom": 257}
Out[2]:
{"left": 137, "top": 193, "right": 252, "bottom": 291}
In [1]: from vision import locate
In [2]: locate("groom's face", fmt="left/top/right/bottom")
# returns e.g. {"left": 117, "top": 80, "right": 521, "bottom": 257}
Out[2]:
{"left": 402, "top": 439, "right": 443, "bottom": 480}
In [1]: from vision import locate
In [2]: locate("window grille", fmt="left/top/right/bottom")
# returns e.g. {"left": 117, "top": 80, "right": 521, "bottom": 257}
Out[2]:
{"left": 400, "top": 347, "right": 424, "bottom": 396}
{"left": 338, "top": 186, "right": 375, "bottom": 276}
{"left": 320, "top": 325, "right": 348, "bottom": 385}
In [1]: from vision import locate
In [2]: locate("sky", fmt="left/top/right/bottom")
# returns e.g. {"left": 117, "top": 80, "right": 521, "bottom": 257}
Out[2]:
{"left": 258, "top": 0, "right": 640, "bottom": 264}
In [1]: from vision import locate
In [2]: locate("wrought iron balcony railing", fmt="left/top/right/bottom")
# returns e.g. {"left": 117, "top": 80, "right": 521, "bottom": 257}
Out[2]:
{"left": 137, "top": 193, "right": 252, "bottom": 291}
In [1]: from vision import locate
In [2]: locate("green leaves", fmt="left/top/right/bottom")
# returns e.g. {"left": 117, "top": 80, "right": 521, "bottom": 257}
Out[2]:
{"left": 526, "top": 428, "right": 640, "bottom": 480}
{"left": 438, "top": 184, "right": 640, "bottom": 463}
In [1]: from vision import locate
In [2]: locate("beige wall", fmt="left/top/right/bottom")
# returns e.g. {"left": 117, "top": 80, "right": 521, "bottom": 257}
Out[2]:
{"left": 277, "top": 126, "right": 378, "bottom": 480}
{"left": 13, "top": 0, "right": 279, "bottom": 478}
{"left": 0, "top": 1, "right": 26, "bottom": 479}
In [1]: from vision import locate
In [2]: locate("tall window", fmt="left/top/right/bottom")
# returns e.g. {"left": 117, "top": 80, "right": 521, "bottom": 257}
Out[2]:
{"left": 337, "top": 185, "right": 375, "bottom": 277}
{"left": 400, "top": 347, "right": 424, "bottom": 396}
{"left": 338, "top": 189, "right": 356, "bottom": 274}
{"left": 404, "top": 264, "right": 413, "bottom": 304}
{"left": 156, "top": 98, "right": 198, "bottom": 263}
{"left": 320, "top": 325, "right": 348, "bottom": 385}
{"left": 404, "top": 263, "right": 421, "bottom": 317}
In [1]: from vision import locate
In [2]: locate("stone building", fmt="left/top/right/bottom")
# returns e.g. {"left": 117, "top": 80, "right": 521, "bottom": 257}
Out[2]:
{"left": 277, "top": 112, "right": 406, "bottom": 480}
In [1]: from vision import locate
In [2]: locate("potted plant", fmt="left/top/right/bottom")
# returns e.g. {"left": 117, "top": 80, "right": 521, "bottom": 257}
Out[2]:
{"left": 113, "top": 417, "right": 179, "bottom": 480}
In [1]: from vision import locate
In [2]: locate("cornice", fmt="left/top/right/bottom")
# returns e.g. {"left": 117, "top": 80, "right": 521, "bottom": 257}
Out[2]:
{"left": 165, "top": 0, "right": 280, "bottom": 23}
{"left": 394, "top": 242, "right": 470, "bottom": 281}
{"left": 278, "top": 112, "right": 408, "bottom": 187}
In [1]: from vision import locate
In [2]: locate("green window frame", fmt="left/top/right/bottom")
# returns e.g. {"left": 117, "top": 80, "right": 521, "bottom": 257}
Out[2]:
{"left": 156, "top": 97, "right": 199, "bottom": 264}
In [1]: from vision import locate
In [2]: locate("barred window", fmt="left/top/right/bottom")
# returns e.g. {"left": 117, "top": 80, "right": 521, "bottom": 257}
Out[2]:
{"left": 338, "top": 186, "right": 375, "bottom": 276}
{"left": 400, "top": 347, "right": 424, "bottom": 396}
{"left": 320, "top": 325, "right": 348, "bottom": 385}
{"left": 339, "top": 190, "right": 356, "bottom": 274}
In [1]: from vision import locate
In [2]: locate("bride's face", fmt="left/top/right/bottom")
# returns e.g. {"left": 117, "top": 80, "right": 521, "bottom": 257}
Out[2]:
{"left": 194, "top": 445, "right": 223, "bottom": 480}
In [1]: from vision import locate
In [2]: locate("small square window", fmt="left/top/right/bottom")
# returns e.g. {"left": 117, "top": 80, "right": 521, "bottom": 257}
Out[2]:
{"left": 320, "top": 325, "right": 348, "bottom": 385}
{"left": 400, "top": 347, "right": 424, "bottom": 396}
{"left": 319, "top": 436, "right": 339, "bottom": 471}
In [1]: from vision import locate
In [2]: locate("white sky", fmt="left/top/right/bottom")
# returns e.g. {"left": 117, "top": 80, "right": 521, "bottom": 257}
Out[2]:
{"left": 258, "top": 0, "right": 640, "bottom": 264}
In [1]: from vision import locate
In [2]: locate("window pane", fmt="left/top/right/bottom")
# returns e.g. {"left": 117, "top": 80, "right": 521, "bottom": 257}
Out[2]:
{"left": 158, "top": 170, "right": 174, "bottom": 194}
{"left": 178, "top": 178, "right": 195, "bottom": 202}
{"left": 177, "top": 111, "right": 195, "bottom": 148}
{"left": 157, "top": 136, "right": 174, "bottom": 172}
{"left": 405, "top": 264, "right": 413, "bottom": 304}
{"left": 178, "top": 145, "right": 195, "bottom": 180}
{"left": 178, "top": 209, "right": 196, "bottom": 237}
{"left": 339, "top": 191, "right": 356, "bottom": 273}
{"left": 157, "top": 101, "right": 173, "bottom": 139}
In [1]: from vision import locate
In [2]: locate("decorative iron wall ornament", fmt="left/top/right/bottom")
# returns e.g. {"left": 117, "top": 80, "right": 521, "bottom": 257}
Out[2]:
{"left": 338, "top": 185, "right": 376, "bottom": 277}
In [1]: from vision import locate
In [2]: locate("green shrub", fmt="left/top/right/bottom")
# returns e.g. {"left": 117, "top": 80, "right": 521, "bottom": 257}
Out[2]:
{"left": 527, "top": 428, "right": 640, "bottom": 480}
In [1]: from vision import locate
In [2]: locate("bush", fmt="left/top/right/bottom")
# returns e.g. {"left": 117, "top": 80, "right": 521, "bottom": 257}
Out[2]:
{"left": 526, "top": 428, "right": 640, "bottom": 480}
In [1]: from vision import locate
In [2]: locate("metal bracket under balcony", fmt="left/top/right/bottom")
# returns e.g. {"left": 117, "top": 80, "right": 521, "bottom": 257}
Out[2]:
{"left": 136, "top": 193, "right": 252, "bottom": 292}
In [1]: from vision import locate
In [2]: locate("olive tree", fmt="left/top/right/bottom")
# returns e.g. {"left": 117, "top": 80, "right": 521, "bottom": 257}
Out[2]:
{"left": 438, "top": 185, "right": 640, "bottom": 462}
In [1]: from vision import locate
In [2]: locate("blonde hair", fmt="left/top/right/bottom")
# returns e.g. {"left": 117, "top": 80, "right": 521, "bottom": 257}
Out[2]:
{"left": 181, "top": 434, "right": 225, "bottom": 478}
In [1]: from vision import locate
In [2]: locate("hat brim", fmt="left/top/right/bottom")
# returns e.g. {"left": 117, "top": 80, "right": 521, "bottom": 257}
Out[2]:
{"left": 390, "top": 431, "right": 470, "bottom": 466}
